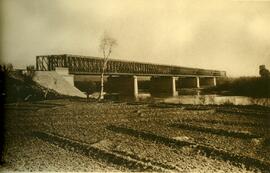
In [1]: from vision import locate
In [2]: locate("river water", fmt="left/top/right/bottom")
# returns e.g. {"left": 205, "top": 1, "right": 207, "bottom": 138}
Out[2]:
{"left": 137, "top": 93, "right": 270, "bottom": 107}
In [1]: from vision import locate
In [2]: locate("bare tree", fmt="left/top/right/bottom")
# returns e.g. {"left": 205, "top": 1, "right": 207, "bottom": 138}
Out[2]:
{"left": 98, "top": 33, "right": 117, "bottom": 100}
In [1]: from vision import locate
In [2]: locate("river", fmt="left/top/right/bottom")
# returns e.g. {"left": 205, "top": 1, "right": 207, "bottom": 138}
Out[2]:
{"left": 137, "top": 93, "right": 270, "bottom": 107}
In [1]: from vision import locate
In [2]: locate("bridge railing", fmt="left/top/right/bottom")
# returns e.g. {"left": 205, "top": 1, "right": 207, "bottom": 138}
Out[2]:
{"left": 36, "top": 55, "right": 226, "bottom": 77}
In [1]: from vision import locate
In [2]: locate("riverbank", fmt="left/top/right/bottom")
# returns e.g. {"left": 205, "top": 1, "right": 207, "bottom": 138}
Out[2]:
{"left": 205, "top": 77, "right": 270, "bottom": 98}
{"left": 2, "top": 99, "right": 270, "bottom": 172}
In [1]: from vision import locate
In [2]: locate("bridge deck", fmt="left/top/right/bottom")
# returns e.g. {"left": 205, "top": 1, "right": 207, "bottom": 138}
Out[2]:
{"left": 36, "top": 54, "right": 226, "bottom": 77}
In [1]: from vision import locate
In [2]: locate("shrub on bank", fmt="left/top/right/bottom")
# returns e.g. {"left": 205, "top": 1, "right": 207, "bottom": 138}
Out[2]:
{"left": 0, "top": 64, "right": 66, "bottom": 103}
{"left": 207, "top": 77, "right": 270, "bottom": 98}
{"left": 74, "top": 81, "right": 99, "bottom": 95}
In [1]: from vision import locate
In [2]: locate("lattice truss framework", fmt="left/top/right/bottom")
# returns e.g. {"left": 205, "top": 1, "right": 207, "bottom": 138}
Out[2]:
{"left": 36, "top": 54, "right": 226, "bottom": 77}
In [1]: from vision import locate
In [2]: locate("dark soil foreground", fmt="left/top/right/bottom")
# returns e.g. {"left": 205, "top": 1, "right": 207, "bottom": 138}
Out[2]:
{"left": 1, "top": 99, "right": 270, "bottom": 172}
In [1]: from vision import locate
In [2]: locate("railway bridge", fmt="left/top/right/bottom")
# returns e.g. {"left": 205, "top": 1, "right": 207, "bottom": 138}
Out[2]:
{"left": 36, "top": 54, "right": 226, "bottom": 98}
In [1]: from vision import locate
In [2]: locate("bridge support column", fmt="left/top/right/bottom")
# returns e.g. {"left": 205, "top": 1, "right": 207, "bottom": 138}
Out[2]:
{"left": 178, "top": 77, "right": 200, "bottom": 88}
{"left": 200, "top": 77, "right": 216, "bottom": 87}
{"left": 150, "top": 76, "right": 178, "bottom": 97}
{"left": 196, "top": 77, "right": 200, "bottom": 88}
{"left": 106, "top": 76, "right": 138, "bottom": 98}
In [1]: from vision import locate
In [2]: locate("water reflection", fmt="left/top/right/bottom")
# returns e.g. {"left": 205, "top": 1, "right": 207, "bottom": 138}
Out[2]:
{"left": 137, "top": 93, "right": 270, "bottom": 107}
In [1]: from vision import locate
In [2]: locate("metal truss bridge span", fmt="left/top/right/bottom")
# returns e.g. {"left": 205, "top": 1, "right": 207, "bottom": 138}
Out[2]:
{"left": 36, "top": 54, "right": 226, "bottom": 77}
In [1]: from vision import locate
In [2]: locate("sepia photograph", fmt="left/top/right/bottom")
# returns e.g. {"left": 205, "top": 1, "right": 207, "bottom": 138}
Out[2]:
{"left": 0, "top": 0, "right": 270, "bottom": 172}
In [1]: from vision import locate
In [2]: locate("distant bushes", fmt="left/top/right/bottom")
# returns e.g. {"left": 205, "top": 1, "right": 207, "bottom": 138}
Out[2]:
{"left": 207, "top": 77, "right": 270, "bottom": 98}
{"left": 138, "top": 80, "right": 150, "bottom": 92}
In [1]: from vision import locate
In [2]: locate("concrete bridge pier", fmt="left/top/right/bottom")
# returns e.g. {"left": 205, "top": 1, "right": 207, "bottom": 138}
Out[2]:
{"left": 106, "top": 75, "right": 138, "bottom": 98}
{"left": 149, "top": 76, "right": 178, "bottom": 97}
{"left": 178, "top": 77, "right": 200, "bottom": 88}
{"left": 200, "top": 77, "right": 216, "bottom": 87}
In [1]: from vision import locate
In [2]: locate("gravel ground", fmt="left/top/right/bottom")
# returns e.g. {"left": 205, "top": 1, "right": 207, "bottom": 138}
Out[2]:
{"left": 2, "top": 99, "right": 270, "bottom": 172}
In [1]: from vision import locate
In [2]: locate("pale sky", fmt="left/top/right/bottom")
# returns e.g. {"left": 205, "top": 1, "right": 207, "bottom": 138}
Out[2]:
{"left": 1, "top": 0, "right": 270, "bottom": 76}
